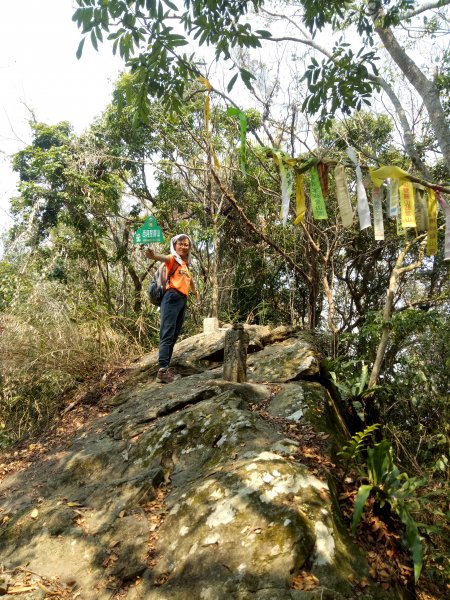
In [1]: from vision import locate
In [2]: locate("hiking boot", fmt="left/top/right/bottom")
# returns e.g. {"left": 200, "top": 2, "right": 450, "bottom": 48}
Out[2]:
{"left": 156, "top": 368, "right": 180, "bottom": 384}
{"left": 166, "top": 367, "right": 181, "bottom": 379}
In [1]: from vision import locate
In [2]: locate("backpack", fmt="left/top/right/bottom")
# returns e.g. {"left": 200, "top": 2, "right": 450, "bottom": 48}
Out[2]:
{"left": 147, "top": 262, "right": 178, "bottom": 307}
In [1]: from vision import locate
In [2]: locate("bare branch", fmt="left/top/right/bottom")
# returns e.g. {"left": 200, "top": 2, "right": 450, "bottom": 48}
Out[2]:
{"left": 402, "top": 0, "right": 450, "bottom": 19}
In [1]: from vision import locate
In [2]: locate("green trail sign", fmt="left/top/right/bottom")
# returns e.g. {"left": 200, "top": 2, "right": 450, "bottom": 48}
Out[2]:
{"left": 133, "top": 216, "right": 164, "bottom": 244}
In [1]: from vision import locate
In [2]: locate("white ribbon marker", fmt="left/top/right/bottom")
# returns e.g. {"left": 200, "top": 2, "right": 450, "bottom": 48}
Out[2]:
{"left": 347, "top": 147, "right": 371, "bottom": 230}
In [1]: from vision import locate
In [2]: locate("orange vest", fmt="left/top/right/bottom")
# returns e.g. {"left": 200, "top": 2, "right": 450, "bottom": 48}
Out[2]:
{"left": 165, "top": 256, "right": 192, "bottom": 297}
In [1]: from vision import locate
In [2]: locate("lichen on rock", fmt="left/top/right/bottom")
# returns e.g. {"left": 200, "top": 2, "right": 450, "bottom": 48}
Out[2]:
{"left": 0, "top": 326, "right": 408, "bottom": 600}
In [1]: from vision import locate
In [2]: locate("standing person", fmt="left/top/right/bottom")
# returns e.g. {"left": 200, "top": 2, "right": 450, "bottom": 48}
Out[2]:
{"left": 145, "top": 234, "right": 199, "bottom": 384}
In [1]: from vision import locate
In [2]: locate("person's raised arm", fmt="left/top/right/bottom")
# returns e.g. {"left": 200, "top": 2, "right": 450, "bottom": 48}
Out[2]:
{"left": 145, "top": 247, "right": 171, "bottom": 263}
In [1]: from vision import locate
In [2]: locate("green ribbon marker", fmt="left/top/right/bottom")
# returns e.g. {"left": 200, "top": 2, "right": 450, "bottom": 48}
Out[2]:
{"left": 310, "top": 166, "right": 328, "bottom": 220}
{"left": 133, "top": 216, "right": 164, "bottom": 245}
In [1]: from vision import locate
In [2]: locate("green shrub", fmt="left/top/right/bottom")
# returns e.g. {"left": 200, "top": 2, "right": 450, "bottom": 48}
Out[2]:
{"left": 351, "top": 438, "right": 425, "bottom": 582}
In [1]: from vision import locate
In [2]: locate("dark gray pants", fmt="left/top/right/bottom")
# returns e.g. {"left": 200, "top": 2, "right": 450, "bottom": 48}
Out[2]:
{"left": 159, "top": 289, "right": 187, "bottom": 369}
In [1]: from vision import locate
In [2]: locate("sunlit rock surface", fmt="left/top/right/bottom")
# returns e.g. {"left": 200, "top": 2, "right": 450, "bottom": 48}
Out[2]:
{"left": 0, "top": 327, "right": 406, "bottom": 599}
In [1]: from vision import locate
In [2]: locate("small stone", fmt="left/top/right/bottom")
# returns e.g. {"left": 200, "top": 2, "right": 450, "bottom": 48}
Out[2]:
{"left": 0, "top": 574, "right": 11, "bottom": 594}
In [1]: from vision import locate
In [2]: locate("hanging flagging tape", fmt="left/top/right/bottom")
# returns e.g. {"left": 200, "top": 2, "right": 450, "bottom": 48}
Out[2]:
{"left": 436, "top": 191, "right": 450, "bottom": 260}
{"left": 204, "top": 122, "right": 449, "bottom": 254}
{"left": 197, "top": 76, "right": 212, "bottom": 134}
{"left": 309, "top": 165, "right": 328, "bottom": 220}
{"left": 197, "top": 76, "right": 220, "bottom": 169}
{"left": 369, "top": 165, "right": 411, "bottom": 187}
{"left": 399, "top": 181, "right": 416, "bottom": 228}
{"left": 347, "top": 147, "right": 371, "bottom": 230}
{"left": 318, "top": 163, "right": 329, "bottom": 197}
{"left": 272, "top": 150, "right": 294, "bottom": 225}
{"left": 372, "top": 187, "right": 385, "bottom": 240}
{"left": 267, "top": 149, "right": 449, "bottom": 256}
{"left": 288, "top": 156, "right": 319, "bottom": 225}
{"left": 227, "top": 107, "right": 248, "bottom": 175}
{"left": 427, "top": 189, "right": 438, "bottom": 256}
{"left": 387, "top": 178, "right": 399, "bottom": 218}
{"left": 334, "top": 164, "right": 354, "bottom": 227}
{"left": 414, "top": 185, "right": 428, "bottom": 233}
{"left": 368, "top": 164, "right": 450, "bottom": 252}
{"left": 293, "top": 173, "right": 306, "bottom": 225}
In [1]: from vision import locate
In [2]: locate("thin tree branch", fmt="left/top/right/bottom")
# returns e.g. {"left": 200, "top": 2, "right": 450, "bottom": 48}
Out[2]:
{"left": 402, "top": 0, "right": 450, "bottom": 19}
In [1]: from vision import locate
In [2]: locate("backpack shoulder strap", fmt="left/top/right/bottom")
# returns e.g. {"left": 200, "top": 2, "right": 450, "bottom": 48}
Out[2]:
{"left": 167, "top": 263, "right": 178, "bottom": 281}
{"left": 168, "top": 262, "right": 178, "bottom": 277}
{"left": 165, "top": 259, "right": 179, "bottom": 288}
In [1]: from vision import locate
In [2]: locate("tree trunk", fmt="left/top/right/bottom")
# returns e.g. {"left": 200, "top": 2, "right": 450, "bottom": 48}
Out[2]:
{"left": 127, "top": 264, "right": 143, "bottom": 314}
{"left": 374, "top": 23, "right": 450, "bottom": 173}
{"left": 210, "top": 230, "right": 219, "bottom": 319}
{"left": 375, "top": 76, "right": 431, "bottom": 178}
{"left": 368, "top": 236, "right": 426, "bottom": 388}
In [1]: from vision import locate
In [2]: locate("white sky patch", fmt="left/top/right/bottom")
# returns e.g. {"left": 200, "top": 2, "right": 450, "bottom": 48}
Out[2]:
{"left": 0, "top": 0, "right": 122, "bottom": 252}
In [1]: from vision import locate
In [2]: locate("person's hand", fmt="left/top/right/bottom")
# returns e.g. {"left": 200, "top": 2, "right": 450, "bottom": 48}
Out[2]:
{"left": 145, "top": 247, "right": 155, "bottom": 260}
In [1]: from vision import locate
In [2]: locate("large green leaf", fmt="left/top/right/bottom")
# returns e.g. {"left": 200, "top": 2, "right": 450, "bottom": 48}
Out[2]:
{"left": 352, "top": 484, "right": 373, "bottom": 534}
{"left": 76, "top": 37, "right": 86, "bottom": 60}
{"left": 367, "top": 440, "right": 393, "bottom": 485}
{"left": 357, "top": 363, "right": 368, "bottom": 396}
{"left": 398, "top": 505, "right": 423, "bottom": 582}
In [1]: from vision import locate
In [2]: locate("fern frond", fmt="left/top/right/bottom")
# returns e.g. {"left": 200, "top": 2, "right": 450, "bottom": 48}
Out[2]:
{"left": 338, "top": 423, "right": 381, "bottom": 464}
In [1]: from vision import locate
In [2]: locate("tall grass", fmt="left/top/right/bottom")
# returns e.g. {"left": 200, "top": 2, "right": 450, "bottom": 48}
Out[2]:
{"left": 0, "top": 281, "right": 146, "bottom": 444}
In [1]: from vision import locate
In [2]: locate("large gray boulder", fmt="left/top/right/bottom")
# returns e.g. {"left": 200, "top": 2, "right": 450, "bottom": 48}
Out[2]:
{"left": 0, "top": 327, "right": 406, "bottom": 599}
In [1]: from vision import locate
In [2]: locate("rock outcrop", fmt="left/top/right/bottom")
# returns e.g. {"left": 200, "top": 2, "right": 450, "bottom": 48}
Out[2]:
{"left": 0, "top": 326, "right": 406, "bottom": 599}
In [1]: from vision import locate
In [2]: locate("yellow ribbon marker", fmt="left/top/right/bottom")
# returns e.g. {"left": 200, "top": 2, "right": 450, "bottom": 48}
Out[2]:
{"left": 427, "top": 189, "right": 438, "bottom": 256}
{"left": 334, "top": 164, "right": 353, "bottom": 227}
{"left": 211, "top": 148, "right": 220, "bottom": 169}
{"left": 197, "top": 76, "right": 220, "bottom": 169}
{"left": 293, "top": 173, "right": 306, "bottom": 225}
{"left": 310, "top": 166, "right": 328, "bottom": 220}
{"left": 399, "top": 181, "right": 416, "bottom": 228}
{"left": 197, "top": 76, "right": 212, "bottom": 134}
{"left": 369, "top": 165, "right": 411, "bottom": 187}
{"left": 205, "top": 93, "right": 210, "bottom": 134}
{"left": 370, "top": 167, "right": 414, "bottom": 226}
